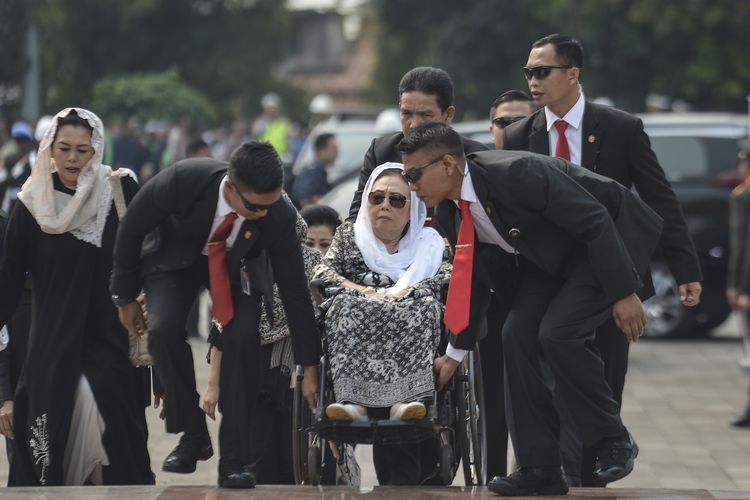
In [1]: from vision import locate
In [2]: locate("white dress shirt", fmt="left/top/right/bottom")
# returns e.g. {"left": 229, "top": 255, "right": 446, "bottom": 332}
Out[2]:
{"left": 545, "top": 92, "right": 585, "bottom": 166}
{"left": 201, "top": 176, "right": 246, "bottom": 255}
{"left": 446, "top": 163, "right": 514, "bottom": 363}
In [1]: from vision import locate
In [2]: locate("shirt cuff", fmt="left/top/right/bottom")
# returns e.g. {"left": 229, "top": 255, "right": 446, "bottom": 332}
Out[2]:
{"left": 446, "top": 343, "right": 468, "bottom": 362}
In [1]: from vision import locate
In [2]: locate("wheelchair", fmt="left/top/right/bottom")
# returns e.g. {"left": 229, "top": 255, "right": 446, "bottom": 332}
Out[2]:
{"left": 292, "top": 283, "right": 487, "bottom": 486}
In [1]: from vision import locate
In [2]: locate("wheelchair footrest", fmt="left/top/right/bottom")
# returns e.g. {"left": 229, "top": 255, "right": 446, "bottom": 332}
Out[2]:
{"left": 315, "top": 418, "right": 436, "bottom": 445}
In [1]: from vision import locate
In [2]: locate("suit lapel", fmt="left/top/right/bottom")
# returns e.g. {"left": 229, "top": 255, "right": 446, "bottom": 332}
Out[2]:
{"left": 580, "top": 102, "right": 601, "bottom": 171}
{"left": 528, "top": 112, "right": 550, "bottom": 155}
{"left": 227, "top": 219, "right": 259, "bottom": 271}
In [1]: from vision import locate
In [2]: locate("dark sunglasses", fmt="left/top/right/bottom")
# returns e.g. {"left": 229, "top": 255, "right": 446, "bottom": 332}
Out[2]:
{"left": 492, "top": 116, "right": 526, "bottom": 129}
{"left": 367, "top": 191, "right": 408, "bottom": 209}
{"left": 402, "top": 157, "right": 443, "bottom": 184}
{"left": 233, "top": 184, "right": 274, "bottom": 212}
{"left": 522, "top": 65, "right": 572, "bottom": 80}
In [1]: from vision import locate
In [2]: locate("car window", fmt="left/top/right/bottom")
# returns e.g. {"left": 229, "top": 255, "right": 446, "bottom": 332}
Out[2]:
{"left": 650, "top": 137, "right": 739, "bottom": 183}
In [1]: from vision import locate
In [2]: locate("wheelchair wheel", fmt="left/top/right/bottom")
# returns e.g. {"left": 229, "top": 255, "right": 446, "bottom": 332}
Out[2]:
{"left": 458, "top": 348, "right": 488, "bottom": 485}
{"left": 439, "top": 429, "right": 456, "bottom": 485}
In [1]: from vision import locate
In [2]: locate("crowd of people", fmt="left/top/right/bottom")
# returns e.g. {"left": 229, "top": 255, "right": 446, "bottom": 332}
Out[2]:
{"left": 0, "top": 32, "right": 722, "bottom": 496}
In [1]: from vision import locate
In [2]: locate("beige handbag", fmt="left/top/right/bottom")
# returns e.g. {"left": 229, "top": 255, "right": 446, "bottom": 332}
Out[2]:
{"left": 110, "top": 171, "right": 153, "bottom": 368}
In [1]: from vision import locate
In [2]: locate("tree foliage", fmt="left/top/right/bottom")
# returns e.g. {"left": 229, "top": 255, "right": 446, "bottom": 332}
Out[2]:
{"left": 92, "top": 69, "right": 219, "bottom": 125}
{"left": 11, "top": 0, "right": 294, "bottom": 119}
{"left": 370, "top": 0, "right": 750, "bottom": 117}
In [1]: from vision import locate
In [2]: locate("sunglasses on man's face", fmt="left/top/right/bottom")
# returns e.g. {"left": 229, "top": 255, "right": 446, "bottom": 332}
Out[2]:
{"left": 367, "top": 191, "right": 408, "bottom": 209}
{"left": 233, "top": 184, "right": 274, "bottom": 212}
{"left": 402, "top": 157, "right": 444, "bottom": 184}
{"left": 492, "top": 116, "right": 526, "bottom": 129}
{"left": 522, "top": 65, "right": 572, "bottom": 80}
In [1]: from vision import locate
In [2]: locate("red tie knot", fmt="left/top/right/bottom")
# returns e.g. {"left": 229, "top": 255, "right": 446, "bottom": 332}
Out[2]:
{"left": 554, "top": 119, "right": 568, "bottom": 134}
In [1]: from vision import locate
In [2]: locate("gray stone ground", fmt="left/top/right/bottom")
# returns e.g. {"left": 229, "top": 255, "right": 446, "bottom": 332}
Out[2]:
{"left": 2, "top": 315, "right": 750, "bottom": 490}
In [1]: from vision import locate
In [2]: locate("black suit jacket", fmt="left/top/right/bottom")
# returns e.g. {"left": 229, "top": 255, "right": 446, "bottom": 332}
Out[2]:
{"left": 504, "top": 101, "right": 702, "bottom": 287}
{"left": 111, "top": 158, "right": 320, "bottom": 365}
{"left": 347, "top": 131, "right": 488, "bottom": 221}
{"left": 436, "top": 150, "right": 664, "bottom": 349}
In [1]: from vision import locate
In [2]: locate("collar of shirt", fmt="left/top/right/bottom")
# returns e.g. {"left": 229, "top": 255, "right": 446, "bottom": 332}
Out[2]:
{"left": 455, "top": 161, "right": 514, "bottom": 253}
{"left": 216, "top": 175, "right": 235, "bottom": 218}
{"left": 544, "top": 92, "right": 585, "bottom": 132}
{"left": 201, "top": 175, "right": 246, "bottom": 255}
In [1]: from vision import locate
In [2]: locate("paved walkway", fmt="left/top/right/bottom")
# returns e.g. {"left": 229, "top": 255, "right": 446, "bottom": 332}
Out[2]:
{"left": 1, "top": 316, "right": 750, "bottom": 495}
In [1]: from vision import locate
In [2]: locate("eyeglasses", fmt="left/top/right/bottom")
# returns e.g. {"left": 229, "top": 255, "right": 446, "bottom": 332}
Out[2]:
{"left": 492, "top": 116, "right": 526, "bottom": 129}
{"left": 367, "top": 191, "right": 408, "bottom": 209}
{"left": 233, "top": 184, "right": 274, "bottom": 212}
{"left": 522, "top": 65, "right": 572, "bottom": 80}
{"left": 402, "top": 157, "right": 444, "bottom": 184}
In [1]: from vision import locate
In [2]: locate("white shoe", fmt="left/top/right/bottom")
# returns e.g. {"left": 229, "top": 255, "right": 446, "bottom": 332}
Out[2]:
{"left": 390, "top": 401, "right": 426, "bottom": 421}
{"left": 326, "top": 403, "right": 368, "bottom": 422}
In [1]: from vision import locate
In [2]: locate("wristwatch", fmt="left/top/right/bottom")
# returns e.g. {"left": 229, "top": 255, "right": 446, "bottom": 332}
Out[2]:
{"left": 111, "top": 294, "right": 135, "bottom": 307}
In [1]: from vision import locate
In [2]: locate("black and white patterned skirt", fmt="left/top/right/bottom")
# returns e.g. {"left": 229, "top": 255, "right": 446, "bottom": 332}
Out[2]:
{"left": 323, "top": 290, "right": 441, "bottom": 407}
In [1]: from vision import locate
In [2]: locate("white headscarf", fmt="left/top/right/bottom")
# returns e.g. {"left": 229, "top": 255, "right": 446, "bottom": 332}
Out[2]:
{"left": 17, "top": 107, "right": 126, "bottom": 247}
{"left": 354, "top": 162, "right": 445, "bottom": 294}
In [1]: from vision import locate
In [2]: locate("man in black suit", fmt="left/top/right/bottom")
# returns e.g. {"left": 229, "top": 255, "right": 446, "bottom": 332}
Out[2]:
{"left": 399, "top": 122, "right": 662, "bottom": 496}
{"left": 504, "top": 34, "right": 703, "bottom": 485}
{"left": 111, "top": 142, "right": 319, "bottom": 488}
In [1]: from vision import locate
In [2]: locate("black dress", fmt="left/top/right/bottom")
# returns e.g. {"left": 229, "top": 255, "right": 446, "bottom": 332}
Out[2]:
{"left": 0, "top": 173, "right": 154, "bottom": 486}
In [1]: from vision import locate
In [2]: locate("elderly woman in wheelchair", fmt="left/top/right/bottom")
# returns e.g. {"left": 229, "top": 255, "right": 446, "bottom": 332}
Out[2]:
{"left": 312, "top": 162, "right": 451, "bottom": 423}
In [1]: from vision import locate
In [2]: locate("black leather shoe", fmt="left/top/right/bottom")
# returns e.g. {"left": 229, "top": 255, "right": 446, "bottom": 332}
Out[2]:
{"left": 218, "top": 460, "right": 256, "bottom": 489}
{"left": 162, "top": 433, "right": 214, "bottom": 474}
{"left": 592, "top": 428, "right": 638, "bottom": 486}
{"left": 488, "top": 467, "right": 569, "bottom": 496}
{"left": 730, "top": 409, "right": 750, "bottom": 427}
{"left": 218, "top": 469, "right": 256, "bottom": 488}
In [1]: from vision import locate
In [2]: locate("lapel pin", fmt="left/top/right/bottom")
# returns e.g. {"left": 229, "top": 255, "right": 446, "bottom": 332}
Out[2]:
{"left": 244, "top": 230, "right": 253, "bottom": 239}
{"left": 588, "top": 134, "right": 596, "bottom": 144}
{"left": 485, "top": 207, "right": 492, "bottom": 216}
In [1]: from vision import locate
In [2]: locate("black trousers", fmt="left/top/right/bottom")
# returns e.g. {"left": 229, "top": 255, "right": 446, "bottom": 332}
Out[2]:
{"left": 480, "top": 292, "right": 508, "bottom": 479}
{"left": 560, "top": 317, "right": 629, "bottom": 485}
{"left": 145, "top": 262, "right": 209, "bottom": 438}
{"left": 245, "top": 345, "right": 294, "bottom": 484}
{"left": 503, "top": 255, "right": 622, "bottom": 468}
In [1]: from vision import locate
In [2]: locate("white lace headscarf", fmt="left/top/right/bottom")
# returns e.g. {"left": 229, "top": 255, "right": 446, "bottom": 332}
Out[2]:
{"left": 17, "top": 107, "right": 127, "bottom": 247}
{"left": 354, "top": 162, "right": 445, "bottom": 294}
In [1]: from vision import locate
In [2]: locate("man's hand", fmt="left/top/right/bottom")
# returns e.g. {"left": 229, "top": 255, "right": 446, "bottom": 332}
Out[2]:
{"left": 0, "top": 400, "right": 14, "bottom": 439}
{"left": 739, "top": 294, "right": 750, "bottom": 310}
{"left": 302, "top": 365, "right": 319, "bottom": 411}
{"left": 679, "top": 282, "right": 702, "bottom": 307}
{"left": 612, "top": 293, "right": 647, "bottom": 343}
{"left": 117, "top": 301, "right": 147, "bottom": 337}
{"left": 202, "top": 383, "right": 219, "bottom": 421}
{"left": 434, "top": 354, "right": 460, "bottom": 391}
{"left": 727, "top": 288, "right": 740, "bottom": 308}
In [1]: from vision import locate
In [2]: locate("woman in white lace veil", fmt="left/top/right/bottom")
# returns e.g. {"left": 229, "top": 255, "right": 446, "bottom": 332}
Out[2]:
{"left": 0, "top": 108, "right": 153, "bottom": 486}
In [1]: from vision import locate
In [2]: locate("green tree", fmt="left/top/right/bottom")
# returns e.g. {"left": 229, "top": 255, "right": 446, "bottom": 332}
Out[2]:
{"left": 34, "top": 0, "right": 294, "bottom": 118}
{"left": 92, "top": 69, "right": 218, "bottom": 125}
{"left": 370, "top": 0, "right": 750, "bottom": 115}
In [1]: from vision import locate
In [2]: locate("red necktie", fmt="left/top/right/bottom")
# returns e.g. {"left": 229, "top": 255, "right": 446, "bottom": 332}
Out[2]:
{"left": 208, "top": 212, "right": 238, "bottom": 327}
{"left": 554, "top": 119, "right": 570, "bottom": 161}
{"left": 444, "top": 200, "right": 474, "bottom": 334}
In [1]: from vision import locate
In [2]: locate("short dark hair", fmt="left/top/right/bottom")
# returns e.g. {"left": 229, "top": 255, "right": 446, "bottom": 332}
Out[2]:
{"left": 313, "top": 133, "right": 335, "bottom": 152}
{"left": 490, "top": 89, "right": 533, "bottom": 117}
{"left": 187, "top": 137, "right": 209, "bottom": 156}
{"left": 397, "top": 121, "right": 463, "bottom": 158}
{"left": 300, "top": 204, "right": 342, "bottom": 233}
{"left": 54, "top": 110, "right": 93, "bottom": 140}
{"left": 229, "top": 141, "right": 283, "bottom": 193}
{"left": 532, "top": 34, "right": 584, "bottom": 69}
{"left": 398, "top": 67, "right": 454, "bottom": 112}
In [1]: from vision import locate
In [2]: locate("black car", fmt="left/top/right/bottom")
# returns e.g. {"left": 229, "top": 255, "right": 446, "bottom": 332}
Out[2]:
{"left": 640, "top": 113, "right": 748, "bottom": 337}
